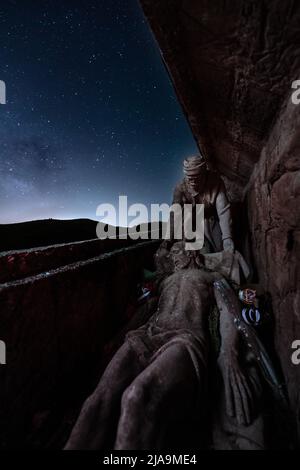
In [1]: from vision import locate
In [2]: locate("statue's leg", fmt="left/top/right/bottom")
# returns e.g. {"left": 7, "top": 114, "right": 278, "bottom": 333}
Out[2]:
{"left": 114, "top": 342, "right": 201, "bottom": 450}
{"left": 64, "top": 341, "right": 143, "bottom": 450}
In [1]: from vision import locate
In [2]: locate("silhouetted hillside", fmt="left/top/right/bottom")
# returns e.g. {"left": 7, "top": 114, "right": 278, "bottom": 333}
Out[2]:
{"left": 0, "top": 219, "right": 165, "bottom": 252}
{"left": 0, "top": 218, "right": 98, "bottom": 252}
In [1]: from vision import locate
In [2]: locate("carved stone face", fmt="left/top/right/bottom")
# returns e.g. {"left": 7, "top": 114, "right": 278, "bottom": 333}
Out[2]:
{"left": 170, "top": 242, "right": 205, "bottom": 271}
{"left": 185, "top": 171, "right": 207, "bottom": 193}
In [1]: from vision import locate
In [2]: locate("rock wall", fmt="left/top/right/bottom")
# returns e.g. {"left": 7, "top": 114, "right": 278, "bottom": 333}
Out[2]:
{"left": 140, "top": 0, "right": 300, "bottom": 200}
{"left": 247, "top": 95, "right": 300, "bottom": 439}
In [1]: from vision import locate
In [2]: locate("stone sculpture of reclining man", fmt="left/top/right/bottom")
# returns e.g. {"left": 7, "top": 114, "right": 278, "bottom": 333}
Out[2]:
{"left": 64, "top": 240, "right": 262, "bottom": 450}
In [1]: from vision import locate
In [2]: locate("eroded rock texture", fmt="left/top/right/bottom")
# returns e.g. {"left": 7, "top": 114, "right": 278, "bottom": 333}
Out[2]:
{"left": 140, "top": 0, "right": 300, "bottom": 199}
{"left": 140, "top": 0, "right": 300, "bottom": 443}
{"left": 247, "top": 98, "right": 300, "bottom": 438}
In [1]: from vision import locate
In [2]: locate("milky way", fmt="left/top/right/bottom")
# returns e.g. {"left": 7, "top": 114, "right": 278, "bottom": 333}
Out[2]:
{"left": 0, "top": 0, "right": 198, "bottom": 224}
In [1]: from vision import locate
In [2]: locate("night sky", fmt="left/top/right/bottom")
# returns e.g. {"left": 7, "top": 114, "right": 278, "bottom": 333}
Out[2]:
{"left": 0, "top": 0, "right": 198, "bottom": 225}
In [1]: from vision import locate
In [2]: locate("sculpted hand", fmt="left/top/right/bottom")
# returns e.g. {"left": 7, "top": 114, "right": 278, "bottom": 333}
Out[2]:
{"left": 223, "top": 237, "right": 235, "bottom": 253}
{"left": 218, "top": 348, "right": 254, "bottom": 426}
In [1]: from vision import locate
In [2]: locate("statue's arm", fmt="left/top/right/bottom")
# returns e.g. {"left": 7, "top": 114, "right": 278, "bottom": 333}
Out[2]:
{"left": 215, "top": 181, "right": 234, "bottom": 252}
{"left": 161, "top": 182, "right": 184, "bottom": 250}
{"left": 214, "top": 279, "right": 255, "bottom": 426}
{"left": 155, "top": 183, "right": 184, "bottom": 279}
{"left": 172, "top": 182, "right": 184, "bottom": 205}
{"left": 217, "top": 290, "right": 239, "bottom": 356}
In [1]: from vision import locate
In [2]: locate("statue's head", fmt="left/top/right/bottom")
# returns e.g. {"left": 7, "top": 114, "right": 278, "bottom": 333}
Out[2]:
{"left": 183, "top": 154, "right": 208, "bottom": 191}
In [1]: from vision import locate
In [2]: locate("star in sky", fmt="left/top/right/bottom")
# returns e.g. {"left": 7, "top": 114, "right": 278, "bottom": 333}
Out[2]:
{"left": 0, "top": 0, "right": 198, "bottom": 224}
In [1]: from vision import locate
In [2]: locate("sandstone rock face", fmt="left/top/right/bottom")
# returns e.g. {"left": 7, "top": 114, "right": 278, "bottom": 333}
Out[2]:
{"left": 247, "top": 98, "right": 300, "bottom": 438}
{"left": 140, "top": 0, "right": 300, "bottom": 200}
{"left": 140, "top": 0, "right": 300, "bottom": 444}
